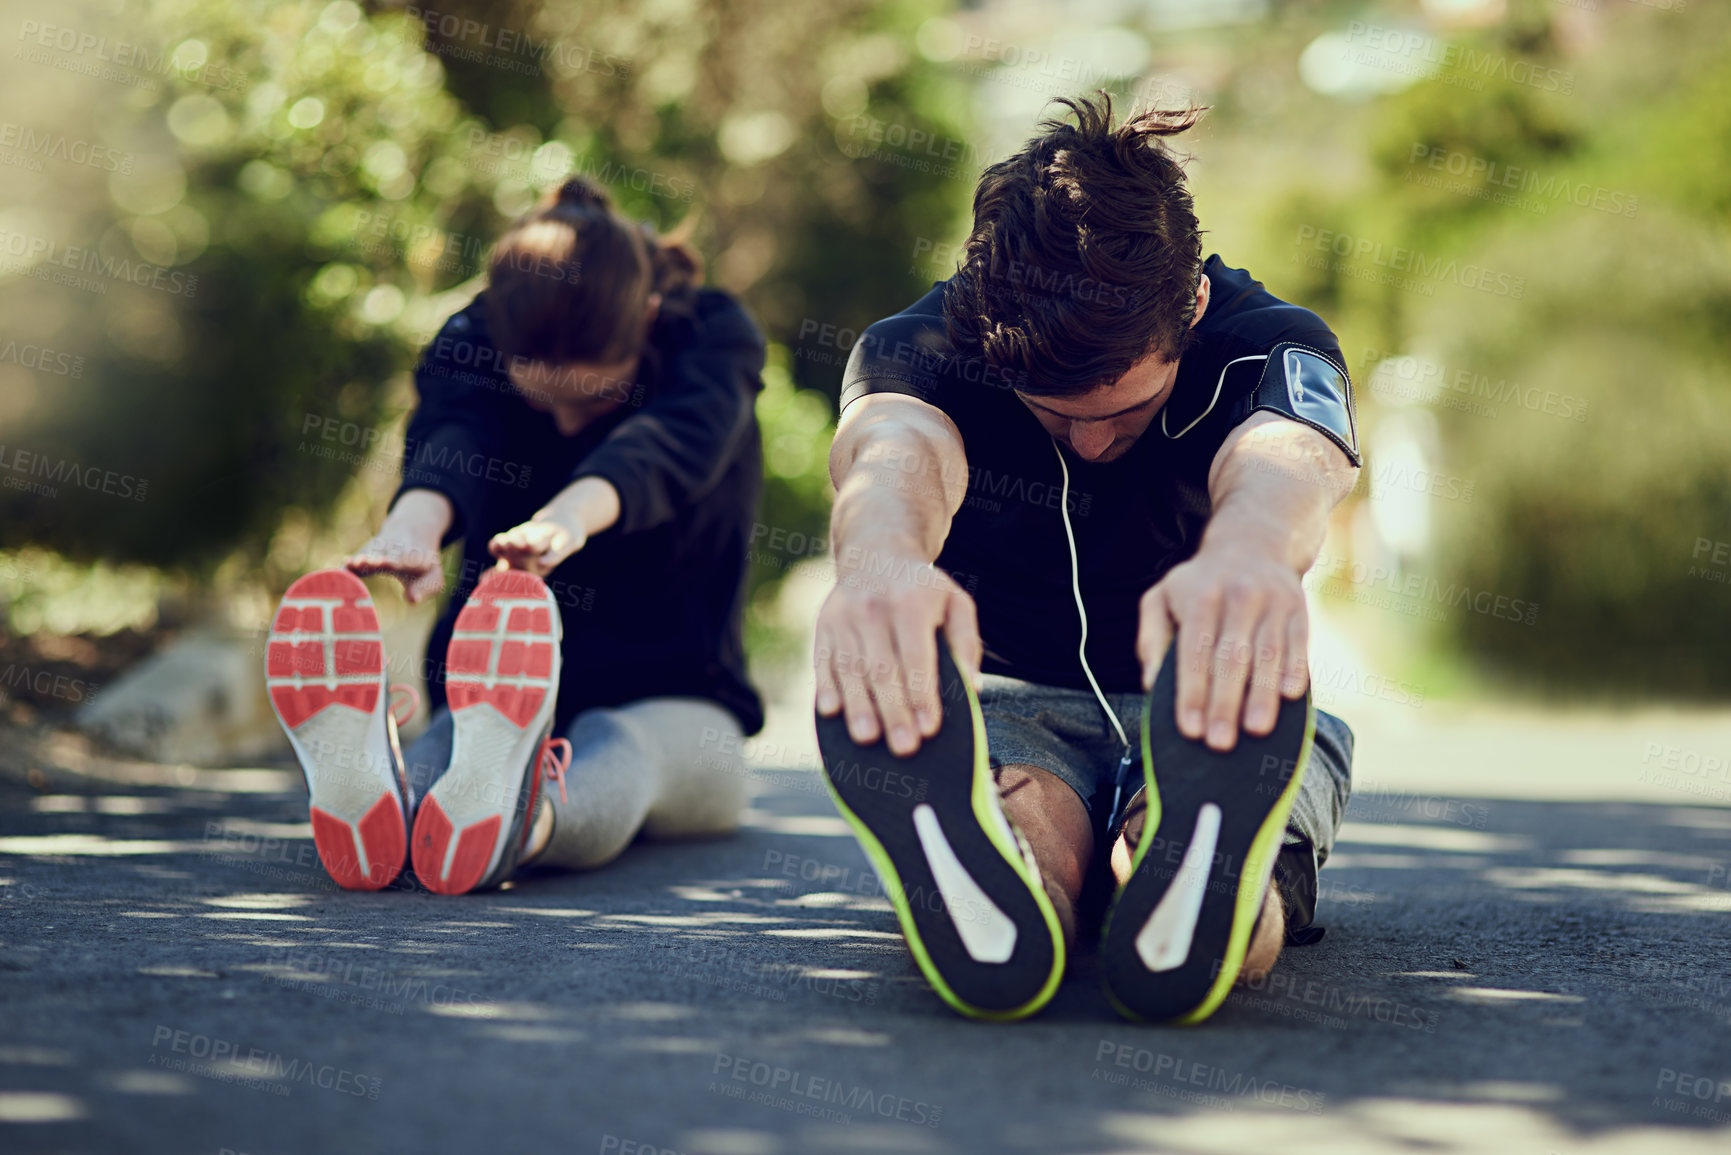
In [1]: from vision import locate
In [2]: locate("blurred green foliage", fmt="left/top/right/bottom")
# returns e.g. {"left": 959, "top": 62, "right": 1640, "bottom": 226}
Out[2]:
{"left": 0, "top": 0, "right": 972, "bottom": 625}
{"left": 1254, "top": 4, "right": 1731, "bottom": 697}
{"left": 3, "top": 0, "right": 1727, "bottom": 700}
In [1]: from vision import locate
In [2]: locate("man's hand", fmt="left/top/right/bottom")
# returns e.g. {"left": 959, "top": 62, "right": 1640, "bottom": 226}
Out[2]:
{"left": 1141, "top": 412, "right": 1355, "bottom": 751}
{"left": 489, "top": 512, "right": 585, "bottom": 576}
{"left": 813, "top": 553, "right": 981, "bottom": 758}
{"left": 1136, "top": 545, "right": 1309, "bottom": 752}
{"left": 817, "top": 392, "right": 973, "bottom": 758}
{"left": 347, "top": 488, "right": 452, "bottom": 605}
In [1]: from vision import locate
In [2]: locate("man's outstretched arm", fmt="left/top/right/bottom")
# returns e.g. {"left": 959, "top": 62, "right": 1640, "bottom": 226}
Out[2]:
{"left": 1136, "top": 411, "right": 1359, "bottom": 750}
{"left": 815, "top": 393, "right": 979, "bottom": 758}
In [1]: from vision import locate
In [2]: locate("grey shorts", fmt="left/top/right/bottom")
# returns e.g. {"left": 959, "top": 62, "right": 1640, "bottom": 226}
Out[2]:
{"left": 978, "top": 673, "right": 1355, "bottom": 936}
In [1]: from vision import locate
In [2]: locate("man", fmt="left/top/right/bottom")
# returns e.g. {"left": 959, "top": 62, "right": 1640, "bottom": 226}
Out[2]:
{"left": 812, "top": 96, "right": 1359, "bottom": 1024}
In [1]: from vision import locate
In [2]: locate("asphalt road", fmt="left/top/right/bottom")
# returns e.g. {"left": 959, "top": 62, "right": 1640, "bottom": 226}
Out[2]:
{"left": 3, "top": 710, "right": 1731, "bottom": 1155}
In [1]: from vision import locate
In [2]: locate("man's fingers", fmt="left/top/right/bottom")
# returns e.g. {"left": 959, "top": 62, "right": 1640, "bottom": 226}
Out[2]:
{"left": 813, "top": 573, "right": 978, "bottom": 754}
{"left": 891, "top": 615, "right": 941, "bottom": 739}
{"left": 1243, "top": 612, "right": 1286, "bottom": 736}
{"left": 1137, "top": 585, "right": 1174, "bottom": 692}
{"left": 1282, "top": 606, "right": 1311, "bottom": 698}
{"left": 1173, "top": 590, "right": 1221, "bottom": 741}
{"left": 942, "top": 585, "right": 983, "bottom": 692}
{"left": 1203, "top": 595, "right": 1261, "bottom": 751}
{"left": 860, "top": 618, "right": 918, "bottom": 757}
{"left": 813, "top": 627, "right": 843, "bottom": 716}
{"left": 830, "top": 625, "right": 879, "bottom": 746}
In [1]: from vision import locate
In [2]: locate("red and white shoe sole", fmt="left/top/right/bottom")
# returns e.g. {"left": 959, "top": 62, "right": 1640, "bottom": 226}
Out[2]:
{"left": 412, "top": 569, "right": 561, "bottom": 895}
{"left": 266, "top": 569, "right": 406, "bottom": 891}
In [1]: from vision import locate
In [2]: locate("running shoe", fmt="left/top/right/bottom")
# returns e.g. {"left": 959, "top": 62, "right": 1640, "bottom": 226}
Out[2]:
{"left": 266, "top": 569, "right": 415, "bottom": 890}
{"left": 411, "top": 568, "right": 566, "bottom": 895}
{"left": 815, "top": 634, "right": 1065, "bottom": 1020}
{"left": 1100, "top": 644, "right": 1314, "bottom": 1024}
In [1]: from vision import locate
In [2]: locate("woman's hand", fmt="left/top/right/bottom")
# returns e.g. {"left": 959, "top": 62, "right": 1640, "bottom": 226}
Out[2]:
{"left": 346, "top": 489, "right": 453, "bottom": 605}
{"left": 488, "top": 476, "right": 621, "bottom": 576}
{"left": 488, "top": 511, "right": 586, "bottom": 576}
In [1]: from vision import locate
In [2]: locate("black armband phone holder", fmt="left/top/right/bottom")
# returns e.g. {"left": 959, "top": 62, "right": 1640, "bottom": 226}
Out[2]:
{"left": 1239, "top": 343, "right": 1361, "bottom": 466}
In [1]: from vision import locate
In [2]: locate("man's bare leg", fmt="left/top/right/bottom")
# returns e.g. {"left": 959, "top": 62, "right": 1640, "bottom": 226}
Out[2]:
{"left": 1240, "top": 886, "right": 1283, "bottom": 981}
{"left": 996, "top": 764, "right": 1093, "bottom": 945}
{"left": 1109, "top": 807, "right": 1284, "bottom": 982}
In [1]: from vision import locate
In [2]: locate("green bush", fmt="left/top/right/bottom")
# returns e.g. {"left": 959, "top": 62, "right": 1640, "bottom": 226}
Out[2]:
{"left": 0, "top": 0, "right": 969, "bottom": 609}
{"left": 1421, "top": 209, "right": 1731, "bottom": 696}
{"left": 1252, "top": 11, "right": 1731, "bottom": 697}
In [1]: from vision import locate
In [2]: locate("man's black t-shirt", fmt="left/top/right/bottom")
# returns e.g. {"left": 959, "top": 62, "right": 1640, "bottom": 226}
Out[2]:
{"left": 838, "top": 256, "right": 1356, "bottom": 694}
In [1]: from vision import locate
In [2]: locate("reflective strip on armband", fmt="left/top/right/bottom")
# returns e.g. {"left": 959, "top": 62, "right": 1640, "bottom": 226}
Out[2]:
{"left": 1248, "top": 343, "right": 1361, "bottom": 466}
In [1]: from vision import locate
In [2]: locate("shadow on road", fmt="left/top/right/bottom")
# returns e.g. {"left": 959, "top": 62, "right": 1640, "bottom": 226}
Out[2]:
{"left": 2, "top": 746, "right": 1730, "bottom": 1154}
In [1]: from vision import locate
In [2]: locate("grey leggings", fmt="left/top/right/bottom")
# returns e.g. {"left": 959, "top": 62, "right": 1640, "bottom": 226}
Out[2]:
{"left": 402, "top": 697, "right": 749, "bottom": 871}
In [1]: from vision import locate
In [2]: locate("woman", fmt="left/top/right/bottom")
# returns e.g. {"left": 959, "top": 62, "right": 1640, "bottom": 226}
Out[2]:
{"left": 264, "top": 177, "right": 765, "bottom": 894}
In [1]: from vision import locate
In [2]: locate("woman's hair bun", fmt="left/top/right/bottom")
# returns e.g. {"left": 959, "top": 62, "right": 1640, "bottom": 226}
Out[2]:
{"left": 553, "top": 176, "right": 612, "bottom": 211}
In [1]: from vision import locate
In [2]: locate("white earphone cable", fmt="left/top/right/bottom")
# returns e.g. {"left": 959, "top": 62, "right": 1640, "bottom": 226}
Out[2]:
{"left": 1052, "top": 438, "right": 1131, "bottom": 754}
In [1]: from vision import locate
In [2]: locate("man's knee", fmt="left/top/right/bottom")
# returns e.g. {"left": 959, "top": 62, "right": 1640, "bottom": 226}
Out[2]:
{"left": 995, "top": 761, "right": 1077, "bottom": 805}
{"left": 1239, "top": 885, "right": 1285, "bottom": 983}
{"left": 995, "top": 762, "right": 1092, "bottom": 882}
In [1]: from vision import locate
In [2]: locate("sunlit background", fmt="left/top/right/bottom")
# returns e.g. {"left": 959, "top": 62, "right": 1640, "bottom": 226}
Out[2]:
{"left": 0, "top": 0, "right": 1725, "bottom": 778}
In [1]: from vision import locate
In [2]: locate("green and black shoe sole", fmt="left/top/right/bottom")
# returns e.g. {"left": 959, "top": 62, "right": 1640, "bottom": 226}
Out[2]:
{"left": 1100, "top": 645, "right": 1315, "bottom": 1025}
{"left": 815, "top": 636, "right": 1065, "bottom": 1021}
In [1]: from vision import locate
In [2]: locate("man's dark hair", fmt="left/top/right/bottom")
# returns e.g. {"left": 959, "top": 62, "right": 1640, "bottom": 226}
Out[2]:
{"left": 942, "top": 94, "right": 1205, "bottom": 397}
